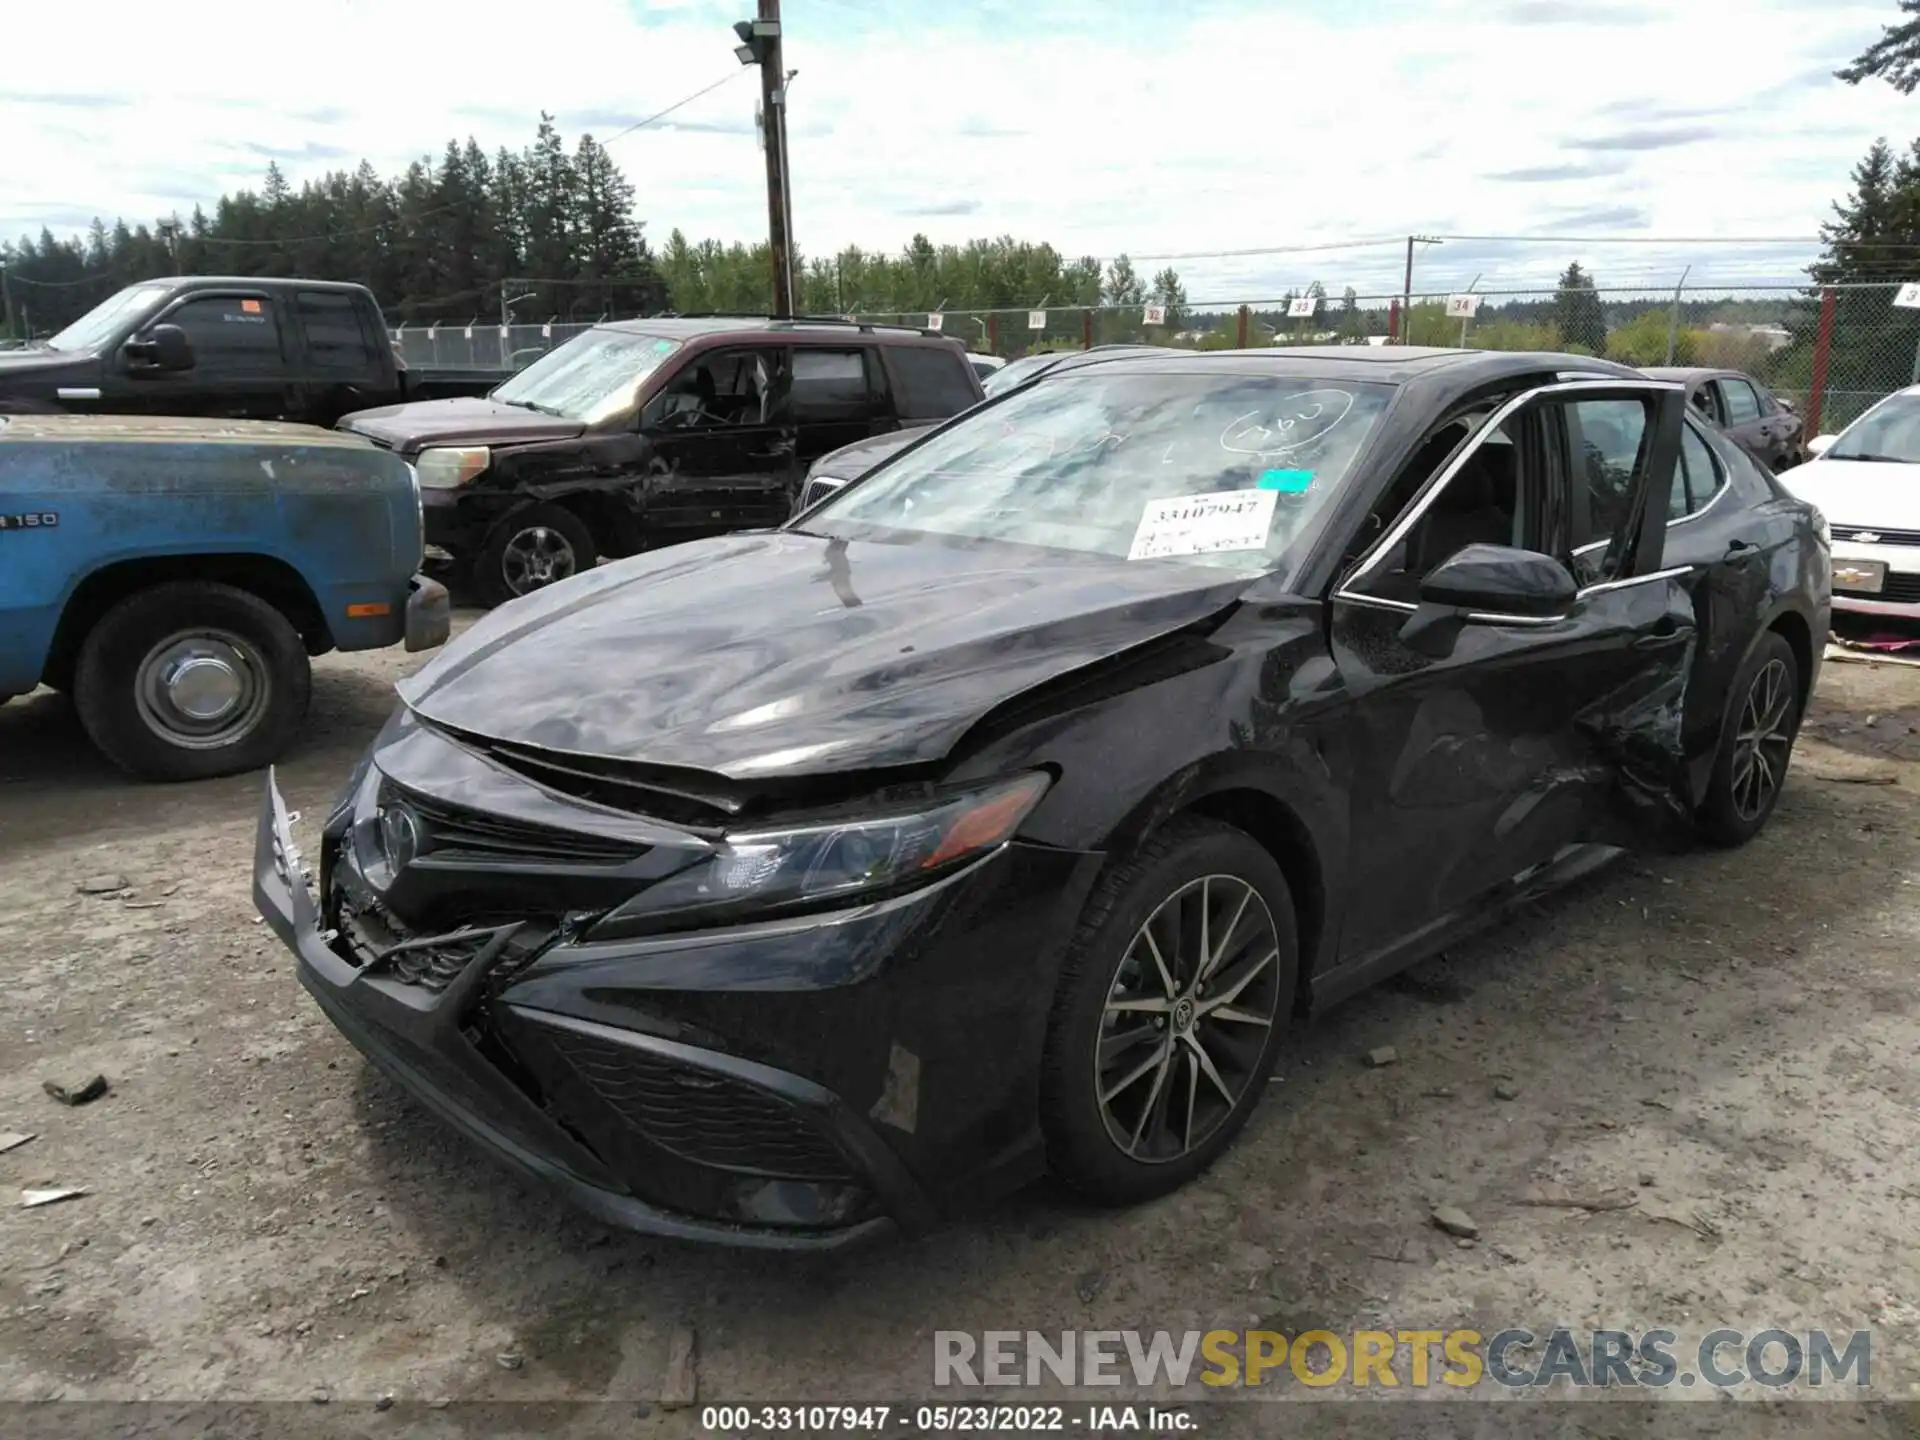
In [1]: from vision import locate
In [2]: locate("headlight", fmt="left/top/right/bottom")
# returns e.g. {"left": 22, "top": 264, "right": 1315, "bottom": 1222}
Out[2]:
{"left": 1812, "top": 507, "right": 1831, "bottom": 547}
{"left": 416, "top": 446, "right": 490, "bottom": 489}
{"left": 598, "top": 771, "right": 1051, "bottom": 934}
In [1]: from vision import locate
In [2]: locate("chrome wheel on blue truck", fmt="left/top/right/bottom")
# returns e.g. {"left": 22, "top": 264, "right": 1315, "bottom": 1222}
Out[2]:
{"left": 76, "top": 582, "right": 311, "bottom": 782}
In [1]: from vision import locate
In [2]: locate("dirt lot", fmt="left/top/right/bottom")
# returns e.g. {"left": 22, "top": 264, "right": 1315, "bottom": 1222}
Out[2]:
{"left": 3, "top": 629, "right": 1920, "bottom": 1429}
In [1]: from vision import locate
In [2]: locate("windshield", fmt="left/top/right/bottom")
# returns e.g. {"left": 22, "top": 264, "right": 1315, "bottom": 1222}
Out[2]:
{"left": 492, "top": 328, "right": 683, "bottom": 423}
{"left": 1828, "top": 393, "right": 1920, "bottom": 464}
{"left": 982, "top": 351, "right": 1063, "bottom": 398}
{"left": 45, "top": 283, "right": 171, "bottom": 353}
{"left": 804, "top": 372, "right": 1395, "bottom": 572}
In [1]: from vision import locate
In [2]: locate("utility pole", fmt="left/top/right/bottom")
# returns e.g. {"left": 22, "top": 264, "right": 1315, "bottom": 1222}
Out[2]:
{"left": 0, "top": 263, "right": 12, "bottom": 342}
{"left": 1664, "top": 264, "right": 1692, "bottom": 366}
{"left": 735, "top": 2, "right": 793, "bottom": 316}
{"left": 1402, "top": 235, "right": 1440, "bottom": 345}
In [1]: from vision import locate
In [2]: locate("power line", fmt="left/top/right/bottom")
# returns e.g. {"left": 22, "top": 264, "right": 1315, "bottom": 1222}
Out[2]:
{"left": 598, "top": 71, "right": 748, "bottom": 145}
{"left": 1129, "top": 237, "right": 1407, "bottom": 263}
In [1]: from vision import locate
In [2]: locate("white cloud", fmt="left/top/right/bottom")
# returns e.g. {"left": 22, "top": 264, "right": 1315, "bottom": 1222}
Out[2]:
{"left": 3, "top": 0, "right": 1915, "bottom": 299}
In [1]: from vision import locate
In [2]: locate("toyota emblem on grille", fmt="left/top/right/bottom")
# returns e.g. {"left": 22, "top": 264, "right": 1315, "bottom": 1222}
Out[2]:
{"left": 378, "top": 803, "right": 423, "bottom": 873}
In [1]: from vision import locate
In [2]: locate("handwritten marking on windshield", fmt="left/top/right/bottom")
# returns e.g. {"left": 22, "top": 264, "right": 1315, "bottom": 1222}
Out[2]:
{"left": 1220, "top": 388, "right": 1357, "bottom": 457}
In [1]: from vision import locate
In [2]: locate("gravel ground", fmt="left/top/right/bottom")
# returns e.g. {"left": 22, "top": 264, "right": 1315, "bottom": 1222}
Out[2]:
{"left": 3, "top": 628, "right": 1919, "bottom": 1433}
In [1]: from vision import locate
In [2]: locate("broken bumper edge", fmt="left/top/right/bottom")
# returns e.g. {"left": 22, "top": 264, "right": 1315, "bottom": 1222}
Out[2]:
{"left": 404, "top": 573, "right": 451, "bottom": 654}
{"left": 249, "top": 769, "right": 901, "bottom": 1251}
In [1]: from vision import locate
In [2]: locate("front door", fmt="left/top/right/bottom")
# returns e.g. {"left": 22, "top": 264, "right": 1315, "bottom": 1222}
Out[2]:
{"left": 119, "top": 291, "right": 303, "bottom": 420}
{"left": 641, "top": 345, "right": 802, "bottom": 541}
{"left": 1325, "top": 380, "right": 1692, "bottom": 968}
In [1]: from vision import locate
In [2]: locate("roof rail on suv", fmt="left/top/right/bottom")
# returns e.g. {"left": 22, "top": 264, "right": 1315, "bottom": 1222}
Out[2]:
{"left": 663, "top": 312, "right": 952, "bottom": 340}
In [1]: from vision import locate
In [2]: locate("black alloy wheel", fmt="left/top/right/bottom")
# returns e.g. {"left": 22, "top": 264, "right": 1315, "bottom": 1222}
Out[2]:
{"left": 1699, "top": 629, "right": 1801, "bottom": 846}
{"left": 1042, "top": 817, "right": 1298, "bottom": 1203}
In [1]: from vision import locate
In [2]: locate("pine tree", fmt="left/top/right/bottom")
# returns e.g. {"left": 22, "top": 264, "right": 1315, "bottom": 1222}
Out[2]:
{"left": 1553, "top": 263, "right": 1607, "bottom": 354}
{"left": 1837, "top": 1, "right": 1920, "bottom": 93}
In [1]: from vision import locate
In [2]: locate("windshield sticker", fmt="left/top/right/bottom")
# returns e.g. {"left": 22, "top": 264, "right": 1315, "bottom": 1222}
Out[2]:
{"left": 1129, "top": 489, "right": 1277, "bottom": 561}
{"left": 1257, "top": 468, "right": 1314, "bottom": 493}
{"left": 1221, "top": 389, "right": 1357, "bottom": 457}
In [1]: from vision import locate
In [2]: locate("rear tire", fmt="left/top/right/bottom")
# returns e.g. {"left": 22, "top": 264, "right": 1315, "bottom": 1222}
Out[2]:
{"left": 474, "top": 503, "right": 597, "bottom": 607}
{"left": 1040, "top": 817, "right": 1297, "bottom": 1205}
{"left": 1697, "top": 629, "right": 1801, "bottom": 847}
{"left": 73, "top": 582, "right": 311, "bottom": 782}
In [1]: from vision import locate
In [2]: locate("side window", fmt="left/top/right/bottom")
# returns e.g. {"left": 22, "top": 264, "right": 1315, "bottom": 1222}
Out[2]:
{"left": 1689, "top": 386, "right": 1719, "bottom": 425}
{"left": 164, "top": 297, "right": 282, "bottom": 368}
{"left": 788, "top": 348, "right": 874, "bottom": 422}
{"left": 1672, "top": 422, "right": 1724, "bottom": 518}
{"left": 646, "top": 347, "right": 781, "bottom": 429}
{"left": 296, "top": 292, "right": 379, "bottom": 372}
{"left": 887, "top": 345, "right": 979, "bottom": 420}
{"left": 1718, "top": 378, "right": 1762, "bottom": 424}
{"left": 1346, "top": 415, "right": 1530, "bottom": 605}
{"left": 1563, "top": 399, "right": 1647, "bottom": 582}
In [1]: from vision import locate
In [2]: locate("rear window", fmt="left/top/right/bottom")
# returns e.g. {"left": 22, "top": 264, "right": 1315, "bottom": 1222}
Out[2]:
{"left": 887, "top": 345, "right": 979, "bottom": 420}
{"left": 297, "top": 291, "right": 378, "bottom": 372}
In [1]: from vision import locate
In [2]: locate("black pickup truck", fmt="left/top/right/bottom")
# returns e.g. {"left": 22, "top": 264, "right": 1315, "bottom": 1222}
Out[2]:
{"left": 0, "top": 277, "right": 505, "bottom": 427}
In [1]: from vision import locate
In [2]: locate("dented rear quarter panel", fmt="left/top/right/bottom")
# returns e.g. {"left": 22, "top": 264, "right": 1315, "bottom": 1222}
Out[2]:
{"left": 0, "top": 416, "right": 422, "bottom": 693}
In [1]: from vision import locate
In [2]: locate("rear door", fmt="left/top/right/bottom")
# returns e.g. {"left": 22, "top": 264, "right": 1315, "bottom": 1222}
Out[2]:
{"left": 641, "top": 344, "right": 800, "bottom": 539}
{"left": 118, "top": 290, "right": 304, "bottom": 421}
{"left": 1712, "top": 375, "right": 1779, "bottom": 470}
{"left": 290, "top": 290, "right": 393, "bottom": 426}
{"left": 1326, "top": 380, "right": 1694, "bottom": 969}
{"left": 882, "top": 343, "right": 984, "bottom": 429}
{"left": 786, "top": 345, "right": 891, "bottom": 494}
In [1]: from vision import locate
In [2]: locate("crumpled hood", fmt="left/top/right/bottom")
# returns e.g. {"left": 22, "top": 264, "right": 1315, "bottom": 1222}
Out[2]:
{"left": 400, "top": 531, "right": 1248, "bottom": 778}
{"left": 339, "top": 395, "right": 584, "bottom": 453}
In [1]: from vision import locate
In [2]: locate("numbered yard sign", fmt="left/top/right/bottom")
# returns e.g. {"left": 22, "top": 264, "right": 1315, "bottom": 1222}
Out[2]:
{"left": 1144, "top": 303, "right": 1167, "bottom": 326}
{"left": 1287, "top": 296, "right": 1316, "bottom": 318}
{"left": 1894, "top": 283, "right": 1920, "bottom": 309}
{"left": 1447, "top": 294, "right": 1482, "bottom": 319}
{"left": 1028, "top": 310, "right": 1047, "bottom": 331}
{"left": 926, "top": 313, "right": 944, "bottom": 331}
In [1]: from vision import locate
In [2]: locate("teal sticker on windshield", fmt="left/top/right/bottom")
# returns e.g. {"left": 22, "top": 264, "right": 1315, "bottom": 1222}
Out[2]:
{"left": 653, "top": 339, "right": 676, "bottom": 352}
{"left": 1258, "top": 469, "right": 1314, "bottom": 493}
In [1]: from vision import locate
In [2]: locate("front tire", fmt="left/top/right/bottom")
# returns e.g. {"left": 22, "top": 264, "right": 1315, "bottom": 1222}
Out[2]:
{"left": 1698, "top": 629, "right": 1801, "bottom": 847}
{"left": 1041, "top": 817, "right": 1298, "bottom": 1204}
{"left": 73, "top": 582, "right": 311, "bottom": 782}
{"left": 474, "top": 503, "right": 597, "bottom": 607}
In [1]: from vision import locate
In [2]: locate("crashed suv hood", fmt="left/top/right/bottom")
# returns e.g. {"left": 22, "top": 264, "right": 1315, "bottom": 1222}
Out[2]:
{"left": 399, "top": 531, "right": 1249, "bottom": 779}
{"left": 339, "top": 395, "right": 585, "bottom": 453}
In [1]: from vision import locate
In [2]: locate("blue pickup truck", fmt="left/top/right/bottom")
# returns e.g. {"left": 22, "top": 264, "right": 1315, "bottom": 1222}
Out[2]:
{"left": 0, "top": 414, "right": 449, "bottom": 781}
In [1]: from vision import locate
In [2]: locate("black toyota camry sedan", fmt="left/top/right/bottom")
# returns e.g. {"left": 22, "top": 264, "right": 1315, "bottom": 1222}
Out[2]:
{"left": 255, "top": 347, "right": 1830, "bottom": 1249}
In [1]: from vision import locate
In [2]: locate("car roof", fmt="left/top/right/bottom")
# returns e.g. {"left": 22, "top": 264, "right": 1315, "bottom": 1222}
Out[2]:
{"left": 151, "top": 276, "right": 372, "bottom": 295}
{"left": 1641, "top": 366, "right": 1736, "bottom": 382}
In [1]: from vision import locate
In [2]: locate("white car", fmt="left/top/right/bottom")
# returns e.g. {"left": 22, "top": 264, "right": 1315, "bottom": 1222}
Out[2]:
{"left": 1775, "top": 386, "right": 1920, "bottom": 623}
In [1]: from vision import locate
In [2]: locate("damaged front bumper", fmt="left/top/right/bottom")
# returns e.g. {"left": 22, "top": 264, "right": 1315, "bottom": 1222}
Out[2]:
{"left": 252, "top": 764, "right": 1100, "bottom": 1248}
{"left": 404, "top": 573, "right": 451, "bottom": 653}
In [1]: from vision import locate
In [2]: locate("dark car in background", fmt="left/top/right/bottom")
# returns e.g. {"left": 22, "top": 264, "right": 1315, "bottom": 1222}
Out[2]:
{"left": 257, "top": 346, "right": 1827, "bottom": 1249}
{"left": 0, "top": 277, "right": 502, "bottom": 426}
{"left": 792, "top": 345, "right": 1173, "bottom": 514}
{"left": 1640, "top": 366, "right": 1805, "bottom": 473}
{"left": 341, "top": 316, "right": 984, "bottom": 605}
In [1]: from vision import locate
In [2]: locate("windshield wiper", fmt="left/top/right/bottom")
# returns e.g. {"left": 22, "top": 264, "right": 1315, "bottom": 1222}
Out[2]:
{"left": 1828, "top": 452, "right": 1910, "bottom": 464}
{"left": 498, "top": 397, "right": 568, "bottom": 418}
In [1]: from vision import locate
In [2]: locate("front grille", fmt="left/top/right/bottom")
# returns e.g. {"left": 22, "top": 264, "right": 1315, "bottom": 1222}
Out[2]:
{"left": 544, "top": 1029, "right": 856, "bottom": 1182}
{"left": 329, "top": 872, "right": 502, "bottom": 994}
{"left": 798, "top": 475, "right": 848, "bottom": 512}
{"left": 438, "top": 737, "right": 739, "bottom": 830}
{"left": 1834, "top": 525, "right": 1920, "bottom": 547}
{"left": 394, "top": 785, "right": 649, "bottom": 865}
{"left": 1873, "top": 572, "right": 1920, "bottom": 604}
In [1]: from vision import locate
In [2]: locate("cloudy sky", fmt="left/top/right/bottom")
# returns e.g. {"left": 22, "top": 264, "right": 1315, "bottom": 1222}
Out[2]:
{"left": 3, "top": 0, "right": 1915, "bottom": 301}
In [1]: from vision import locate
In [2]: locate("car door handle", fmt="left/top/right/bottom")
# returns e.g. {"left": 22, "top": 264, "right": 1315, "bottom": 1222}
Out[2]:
{"left": 1633, "top": 615, "right": 1682, "bottom": 648}
{"left": 1726, "top": 539, "right": 1756, "bottom": 555}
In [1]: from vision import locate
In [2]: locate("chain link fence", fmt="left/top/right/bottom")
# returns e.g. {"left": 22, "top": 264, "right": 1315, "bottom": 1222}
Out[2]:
{"left": 389, "top": 320, "right": 597, "bottom": 372}
{"left": 388, "top": 283, "right": 1920, "bottom": 439}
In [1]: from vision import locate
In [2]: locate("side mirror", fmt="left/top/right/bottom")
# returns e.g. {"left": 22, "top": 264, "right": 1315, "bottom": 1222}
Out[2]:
{"left": 1400, "top": 544, "right": 1577, "bottom": 656}
{"left": 124, "top": 323, "right": 194, "bottom": 374}
{"left": 1806, "top": 434, "right": 1837, "bottom": 459}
